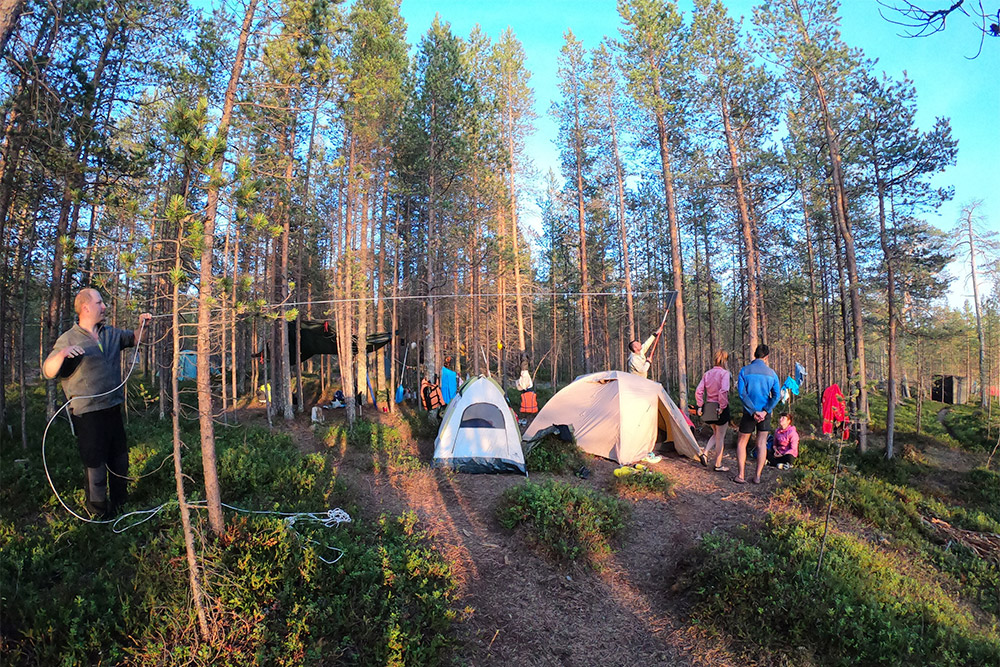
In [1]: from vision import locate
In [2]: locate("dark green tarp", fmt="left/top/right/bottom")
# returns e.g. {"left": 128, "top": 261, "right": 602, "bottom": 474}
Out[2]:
{"left": 287, "top": 320, "right": 391, "bottom": 364}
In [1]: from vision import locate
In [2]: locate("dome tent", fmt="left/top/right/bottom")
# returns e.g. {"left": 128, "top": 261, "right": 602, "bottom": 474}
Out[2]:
{"left": 432, "top": 375, "right": 526, "bottom": 474}
{"left": 522, "top": 371, "right": 703, "bottom": 465}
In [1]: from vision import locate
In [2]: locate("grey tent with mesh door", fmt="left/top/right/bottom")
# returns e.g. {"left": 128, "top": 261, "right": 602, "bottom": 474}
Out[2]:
{"left": 432, "top": 375, "right": 526, "bottom": 474}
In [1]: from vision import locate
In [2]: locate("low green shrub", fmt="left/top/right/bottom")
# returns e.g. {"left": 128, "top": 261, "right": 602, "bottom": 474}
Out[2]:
{"left": 959, "top": 466, "right": 1000, "bottom": 522}
{"left": 524, "top": 435, "right": 585, "bottom": 473}
{"left": 497, "top": 480, "right": 629, "bottom": 564}
{"left": 941, "top": 406, "right": 993, "bottom": 451}
{"left": 781, "top": 468, "right": 1000, "bottom": 617}
{"left": 795, "top": 436, "right": 929, "bottom": 486}
{"left": 611, "top": 469, "right": 675, "bottom": 498}
{"left": 395, "top": 404, "right": 440, "bottom": 440}
{"left": 687, "top": 512, "right": 1000, "bottom": 666}
{"left": 128, "top": 511, "right": 455, "bottom": 666}
{"left": 784, "top": 469, "right": 1000, "bottom": 546}
{"left": 2, "top": 399, "right": 455, "bottom": 666}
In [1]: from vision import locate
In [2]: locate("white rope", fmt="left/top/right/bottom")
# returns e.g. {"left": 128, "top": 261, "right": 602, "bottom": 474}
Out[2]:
{"left": 148, "top": 288, "right": 678, "bottom": 318}
{"left": 107, "top": 451, "right": 173, "bottom": 481}
{"left": 191, "top": 501, "right": 352, "bottom": 564}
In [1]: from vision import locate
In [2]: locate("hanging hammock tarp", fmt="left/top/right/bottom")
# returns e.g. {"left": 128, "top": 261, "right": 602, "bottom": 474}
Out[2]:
{"left": 284, "top": 320, "right": 391, "bottom": 364}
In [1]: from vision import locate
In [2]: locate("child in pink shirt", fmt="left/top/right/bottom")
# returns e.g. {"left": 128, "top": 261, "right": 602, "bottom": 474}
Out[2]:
{"left": 767, "top": 413, "right": 799, "bottom": 469}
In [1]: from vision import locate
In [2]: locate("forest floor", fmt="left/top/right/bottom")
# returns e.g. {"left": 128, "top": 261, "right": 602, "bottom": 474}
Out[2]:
{"left": 243, "top": 399, "right": 988, "bottom": 667}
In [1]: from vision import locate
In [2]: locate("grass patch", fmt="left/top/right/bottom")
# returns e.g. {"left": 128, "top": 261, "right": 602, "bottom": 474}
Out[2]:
{"left": 942, "top": 405, "right": 995, "bottom": 451}
{"left": 687, "top": 511, "right": 1000, "bottom": 666}
{"left": 611, "top": 469, "right": 676, "bottom": 499}
{"left": 524, "top": 434, "right": 585, "bottom": 474}
{"left": 865, "top": 394, "right": 986, "bottom": 450}
{"left": 497, "top": 480, "right": 629, "bottom": 565}
{"left": 959, "top": 466, "right": 1000, "bottom": 523}
{"left": 795, "top": 436, "right": 930, "bottom": 485}
{"left": 325, "top": 419, "right": 422, "bottom": 473}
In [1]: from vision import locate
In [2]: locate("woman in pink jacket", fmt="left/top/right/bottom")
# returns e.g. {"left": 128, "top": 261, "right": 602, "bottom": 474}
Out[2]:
{"left": 695, "top": 349, "right": 732, "bottom": 471}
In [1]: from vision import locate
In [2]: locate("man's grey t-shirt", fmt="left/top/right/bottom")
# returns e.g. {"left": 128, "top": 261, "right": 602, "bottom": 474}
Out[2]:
{"left": 43, "top": 323, "right": 136, "bottom": 415}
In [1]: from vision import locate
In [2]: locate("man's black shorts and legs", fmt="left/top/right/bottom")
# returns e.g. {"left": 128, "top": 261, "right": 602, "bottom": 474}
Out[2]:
{"left": 735, "top": 411, "right": 771, "bottom": 484}
{"left": 71, "top": 405, "right": 129, "bottom": 517}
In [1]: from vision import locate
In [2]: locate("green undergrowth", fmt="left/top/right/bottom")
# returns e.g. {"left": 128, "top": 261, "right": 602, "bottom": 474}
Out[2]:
{"left": 941, "top": 404, "right": 995, "bottom": 451}
{"left": 959, "top": 466, "right": 1000, "bottom": 522}
{"left": 524, "top": 434, "right": 585, "bottom": 473}
{"left": 796, "top": 436, "right": 931, "bottom": 485}
{"left": 325, "top": 418, "right": 422, "bottom": 473}
{"left": 778, "top": 466, "right": 1000, "bottom": 618}
{"left": 611, "top": 469, "right": 676, "bottom": 498}
{"left": 2, "top": 391, "right": 455, "bottom": 666}
{"left": 687, "top": 512, "right": 1000, "bottom": 666}
{"left": 866, "top": 394, "right": 990, "bottom": 450}
{"left": 395, "top": 403, "right": 440, "bottom": 440}
{"left": 497, "top": 480, "right": 629, "bottom": 565}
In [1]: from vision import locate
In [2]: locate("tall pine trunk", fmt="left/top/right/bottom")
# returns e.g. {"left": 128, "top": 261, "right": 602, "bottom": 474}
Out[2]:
{"left": 652, "top": 99, "right": 687, "bottom": 410}
{"left": 194, "top": 0, "right": 256, "bottom": 537}
{"left": 721, "top": 95, "right": 758, "bottom": 357}
{"left": 876, "top": 174, "right": 898, "bottom": 457}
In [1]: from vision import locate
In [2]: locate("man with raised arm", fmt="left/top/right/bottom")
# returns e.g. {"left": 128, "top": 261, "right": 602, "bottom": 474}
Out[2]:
{"left": 627, "top": 323, "right": 664, "bottom": 378}
{"left": 42, "top": 288, "right": 152, "bottom": 518}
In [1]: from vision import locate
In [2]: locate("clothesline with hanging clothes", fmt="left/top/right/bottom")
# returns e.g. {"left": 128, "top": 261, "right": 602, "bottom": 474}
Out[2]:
{"left": 146, "top": 289, "right": 680, "bottom": 319}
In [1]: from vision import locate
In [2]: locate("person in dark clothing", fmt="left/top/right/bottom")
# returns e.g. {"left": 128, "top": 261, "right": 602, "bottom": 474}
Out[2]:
{"left": 42, "top": 289, "right": 151, "bottom": 518}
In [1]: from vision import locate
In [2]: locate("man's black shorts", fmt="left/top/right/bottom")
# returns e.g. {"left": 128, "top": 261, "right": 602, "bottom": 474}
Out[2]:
{"left": 738, "top": 410, "right": 772, "bottom": 434}
{"left": 71, "top": 404, "right": 128, "bottom": 467}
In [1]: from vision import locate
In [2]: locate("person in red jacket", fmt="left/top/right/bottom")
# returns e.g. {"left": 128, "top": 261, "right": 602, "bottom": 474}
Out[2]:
{"left": 822, "top": 383, "right": 848, "bottom": 438}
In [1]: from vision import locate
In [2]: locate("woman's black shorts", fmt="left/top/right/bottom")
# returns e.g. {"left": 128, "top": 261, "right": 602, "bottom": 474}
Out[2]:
{"left": 703, "top": 405, "right": 731, "bottom": 426}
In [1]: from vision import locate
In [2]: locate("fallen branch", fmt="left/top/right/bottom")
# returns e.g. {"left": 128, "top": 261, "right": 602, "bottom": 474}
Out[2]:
{"left": 921, "top": 515, "right": 1000, "bottom": 562}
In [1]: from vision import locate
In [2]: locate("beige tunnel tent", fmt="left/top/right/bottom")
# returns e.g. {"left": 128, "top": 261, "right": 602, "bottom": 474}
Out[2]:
{"left": 522, "top": 371, "right": 703, "bottom": 465}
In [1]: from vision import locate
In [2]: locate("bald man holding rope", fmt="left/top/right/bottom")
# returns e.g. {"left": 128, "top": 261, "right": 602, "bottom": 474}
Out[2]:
{"left": 42, "top": 288, "right": 151, "bottom": 519}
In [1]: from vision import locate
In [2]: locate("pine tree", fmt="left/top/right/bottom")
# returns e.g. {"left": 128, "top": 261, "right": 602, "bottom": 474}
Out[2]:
{"left": 858, "top": 71, "right": 957, "bottom": 455}
{"left": 553, "top": 30, "right": 595, "bottom": 374}
{"left": 756, "top": 0, "right": 871, "bottom": 450}
{"left": 397, "top": 16, "right": 477, "bottom": 382}
{"left": 618, "top": 0, "right": 690, "bottom": 408}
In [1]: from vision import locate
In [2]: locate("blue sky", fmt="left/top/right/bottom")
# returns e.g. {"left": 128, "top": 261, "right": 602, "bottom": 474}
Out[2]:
{"left": 396, "top": 0, "right": 999, "bottom": 302}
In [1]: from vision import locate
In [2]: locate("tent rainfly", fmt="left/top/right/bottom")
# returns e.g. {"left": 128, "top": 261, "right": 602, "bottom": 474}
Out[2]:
{"left": 432, "top": 375, "right": 526, "bottom": 474}
{"left": 522, "top": 370, "right": 703, "bottom": 464}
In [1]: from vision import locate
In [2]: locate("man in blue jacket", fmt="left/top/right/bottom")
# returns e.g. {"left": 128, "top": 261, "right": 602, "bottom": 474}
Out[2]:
{"left": 735, "top": 344, "right": 780, "bottom": 484}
